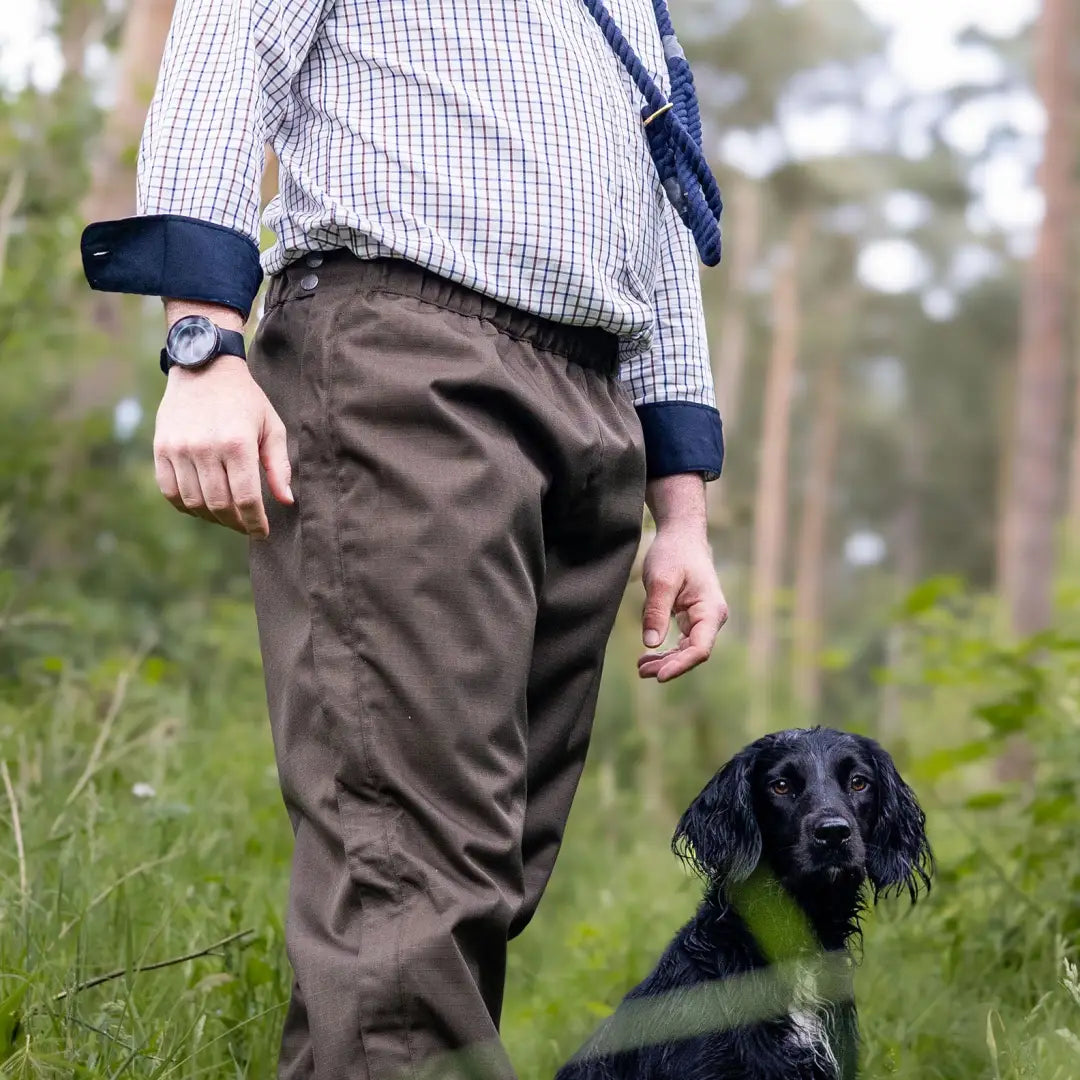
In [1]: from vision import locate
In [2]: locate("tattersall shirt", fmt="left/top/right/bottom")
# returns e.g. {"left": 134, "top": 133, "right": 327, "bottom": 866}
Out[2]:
{"left": 82, "top": 0, "right": 725, "bottom": 478}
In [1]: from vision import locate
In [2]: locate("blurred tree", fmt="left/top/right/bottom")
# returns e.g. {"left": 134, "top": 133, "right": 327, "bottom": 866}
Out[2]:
{"left": 791, "top": 280, "right": 850, "bottom": 716}
{"left": 83, "top": 0, "right": 175, "bottom": 338}
{"left": 711, "top": 176, "right": 763, "bottom": 438}
{"left": 1068, "top": 248, "right": 1080, "bottom": 531}
{"left": 56, "top": 0, "right": 108, "bottom": 85}
{"left": 708, "top": 174, "right": 763, "bottom": 532}
{"left": 748, "top": 200, "right": 812, "bottom": 727}
{"left": 999, "top": 0, "right": 1076, "bottom": 635}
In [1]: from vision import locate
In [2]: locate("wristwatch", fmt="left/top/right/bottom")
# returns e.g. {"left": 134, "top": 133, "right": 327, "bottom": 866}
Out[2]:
{"left": 160, "top": 315, "right": 247, "bottom": 375}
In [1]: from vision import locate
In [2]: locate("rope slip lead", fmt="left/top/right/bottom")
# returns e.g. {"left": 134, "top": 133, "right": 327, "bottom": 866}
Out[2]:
{"left": 581, "top": 0, "right": 724, "bottom": 267}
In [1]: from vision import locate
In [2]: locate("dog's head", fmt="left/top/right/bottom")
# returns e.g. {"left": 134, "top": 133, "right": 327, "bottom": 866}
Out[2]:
{"left": 672, "top": 727, "right": 933, "bottom": 903}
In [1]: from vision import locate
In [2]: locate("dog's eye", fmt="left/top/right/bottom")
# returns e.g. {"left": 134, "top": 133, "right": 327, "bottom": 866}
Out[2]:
{"left": 850, "top": 775, "right": 869, "bottom": 792}
{"left": 770, "top": 778, "right": 791, "bottom": 795}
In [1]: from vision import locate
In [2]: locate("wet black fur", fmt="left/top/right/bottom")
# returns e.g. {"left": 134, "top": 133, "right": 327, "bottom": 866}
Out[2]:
{"left": 556, "top": 727, "right": 933, "bottom": 1080}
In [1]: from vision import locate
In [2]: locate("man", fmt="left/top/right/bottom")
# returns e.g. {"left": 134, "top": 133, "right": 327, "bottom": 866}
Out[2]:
{"left": 82, "top": 0, "right": 728, "bottom": 1076}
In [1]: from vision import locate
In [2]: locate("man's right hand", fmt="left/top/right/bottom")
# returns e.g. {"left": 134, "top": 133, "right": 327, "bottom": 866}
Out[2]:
{"left": 154, "top": 328, "right": 294, "bottom": 539}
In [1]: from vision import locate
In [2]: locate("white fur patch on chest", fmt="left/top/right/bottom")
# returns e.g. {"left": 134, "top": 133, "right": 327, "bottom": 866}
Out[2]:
{"left": 788, "top": 1009, "right": 826, "bottom": 1048}
{"left": 787, "top": 1009, "right": 838, "bottom": 1075}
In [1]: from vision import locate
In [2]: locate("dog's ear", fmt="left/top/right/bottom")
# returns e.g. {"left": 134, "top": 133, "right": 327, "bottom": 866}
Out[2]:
{"left": 862, "top": 738, "right": 934, "bottom": 903}
{"left": 672, "top": 748, "right": 761, "bottom": 886}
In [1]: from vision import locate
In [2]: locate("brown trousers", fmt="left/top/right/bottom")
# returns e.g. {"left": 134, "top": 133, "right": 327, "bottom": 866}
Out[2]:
{"left": 247, "top": 255, "right": 645, "bottom": 1080}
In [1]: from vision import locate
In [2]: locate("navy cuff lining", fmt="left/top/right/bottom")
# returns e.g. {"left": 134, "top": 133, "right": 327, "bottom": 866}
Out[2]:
{"left": 636, "top": 401, "right": 725, "bottom": 481}
{"left": 81, "top": 214, "right": 263, "bottom": 319}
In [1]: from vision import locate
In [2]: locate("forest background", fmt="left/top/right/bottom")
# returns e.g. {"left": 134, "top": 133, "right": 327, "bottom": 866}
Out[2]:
{"left": 1, "top": 0, "right": 1080, "bottom": 1076}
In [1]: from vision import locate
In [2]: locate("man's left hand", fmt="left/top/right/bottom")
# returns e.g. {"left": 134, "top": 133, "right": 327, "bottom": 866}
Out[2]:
{"left": 638, "top": 475, "right": 729, "bottom": 683}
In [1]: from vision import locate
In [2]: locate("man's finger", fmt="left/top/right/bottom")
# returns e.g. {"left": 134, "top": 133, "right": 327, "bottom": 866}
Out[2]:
{"left": 656, "top": 618, "right": 717, "bottom": 682}
{"left": 637, "top": 633, "right": 687, "bottom": 668}
{"left": 260, "top": 418, "right": 294, "bottom": 506}
{"left": 196, "top": 457, "right": 248, "bottom": 534}
{"left": 638, "top": 658, "right": 670, "bottom": 679}
{"left": 172, "top": 456, "right": 216, "bottom": 522}
{"left": 226, "top": 449, "right": 270, "bottom": 538}
{"left": 656, "top": 646, "right": 709, "bottom": 682}
{"left": 637, "top": 647, "right": 677, "bottom": 677}
{"left": 154, "top": 454, "right": 193, "bottom": 515}
{"left": 637, "top": 646, "right": 679, "bottom": 666}
{"left": 716, "top": 594, "right": 731, "bottom": 631}
{"left": 642, "top": 572, "right": 680, "bottom": 648}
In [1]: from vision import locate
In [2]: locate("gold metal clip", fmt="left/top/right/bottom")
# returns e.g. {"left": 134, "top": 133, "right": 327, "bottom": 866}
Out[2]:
{"left": 643, "top": 102, "right": 674, "bottom": 127}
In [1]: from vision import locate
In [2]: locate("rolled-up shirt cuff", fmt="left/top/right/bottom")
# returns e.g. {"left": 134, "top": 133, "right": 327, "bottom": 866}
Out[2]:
{"left": 636, "top": 401, "right": 725, "bottom": 481}
{"left": 80, "top": 214, "right": 263, "bottom": 320}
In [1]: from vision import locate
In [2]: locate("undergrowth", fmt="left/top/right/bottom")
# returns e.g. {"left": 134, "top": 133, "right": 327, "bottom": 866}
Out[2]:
{"left": 2, "top": 577, "right": 1080, "bottom": 1077}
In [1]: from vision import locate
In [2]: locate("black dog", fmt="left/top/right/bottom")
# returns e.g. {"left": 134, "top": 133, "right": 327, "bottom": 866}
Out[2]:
{"left": 557, "top": 727, "right": 933, "bottom": 1080}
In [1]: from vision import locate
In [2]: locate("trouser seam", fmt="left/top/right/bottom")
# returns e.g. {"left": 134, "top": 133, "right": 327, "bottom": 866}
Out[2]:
{"left": 321, "top": 289, "right": 418, "bottom": 1079}
{"left": 293, "top": 292, "right": 376, "bottom": 1080}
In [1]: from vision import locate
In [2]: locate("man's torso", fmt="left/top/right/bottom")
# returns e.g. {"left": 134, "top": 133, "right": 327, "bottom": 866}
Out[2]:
{"left": 262, "top": 0, "right": 672, "bottom": 344}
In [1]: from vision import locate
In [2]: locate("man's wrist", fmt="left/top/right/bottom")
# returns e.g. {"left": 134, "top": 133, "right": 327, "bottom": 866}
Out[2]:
{"left": 166, "top": 352, "right": 249, "bottom": 383}
{"left": 164, "top": 298, "right": 245, "bottom": 332}
{"left": 645, "top": 473, "right": 708, "bottom": 534}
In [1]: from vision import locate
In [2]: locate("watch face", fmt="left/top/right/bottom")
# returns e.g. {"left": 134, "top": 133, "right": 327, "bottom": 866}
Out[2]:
{"left": 168, "top": 317, "right": 219, "bottom": 368}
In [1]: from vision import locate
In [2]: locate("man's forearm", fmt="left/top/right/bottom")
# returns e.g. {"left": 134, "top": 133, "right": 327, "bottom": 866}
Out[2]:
{"left": 646, "top": 473, "right": 708, "bottom": 534}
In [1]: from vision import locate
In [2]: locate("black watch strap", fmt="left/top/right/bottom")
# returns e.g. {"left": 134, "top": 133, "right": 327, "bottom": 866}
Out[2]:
{"left": 159, "top": 326, "right": 247, "bottom": 375}
{"left": 216, "top": 328, "right": 247, "bottom": 361}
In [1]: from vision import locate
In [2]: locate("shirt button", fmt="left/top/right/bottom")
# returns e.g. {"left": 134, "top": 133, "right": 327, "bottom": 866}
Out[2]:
{"left": 300, "top": 273, "right": 319, "bottom": 291}
{"left": 305, "top": 252, "right": 324, "bottom": 268}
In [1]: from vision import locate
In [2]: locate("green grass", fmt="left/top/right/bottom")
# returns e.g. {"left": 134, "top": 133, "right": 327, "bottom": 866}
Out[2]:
{"left": 3, "top": 593, "right": 1080, "bottom": 1078}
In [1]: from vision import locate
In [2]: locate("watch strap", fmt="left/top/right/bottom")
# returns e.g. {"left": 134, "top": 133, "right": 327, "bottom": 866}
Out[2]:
{"left": 217, "top": 328, "right": 247, "bottom": 361}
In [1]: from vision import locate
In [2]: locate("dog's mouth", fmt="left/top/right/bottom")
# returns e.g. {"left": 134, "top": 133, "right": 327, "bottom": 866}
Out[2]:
{"left": 799, "top": 842, "right": 867, "bottom": 878}
{"left": 812, "top": 860, "right": 866, "bottom": 881}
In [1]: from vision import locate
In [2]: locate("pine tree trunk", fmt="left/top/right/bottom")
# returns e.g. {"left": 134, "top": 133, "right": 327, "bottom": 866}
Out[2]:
{"left": 791, "top": 344, "right": 843, "bottom": 716}
{"left": 999, "top": 0, "right": 1076, "bottom": 636}
{"left": 58, "top": 0, "right": 103, "bottom": 85}
{"left": 995, "top": 360, "right": 1017, "bottom": 604}
{"left": 1066, "top": 264, "right": 1080, "bottom": 529}
{"left": 712, "top": 177, "right": 763, "bottom": 437}
{"left": 878, "top": 421, "right": 925, "bottom": 745}
{"left": 748, "top": 212, "right": 811, "bottom": 728}
{"left": 262, "top": 147, "right": 280, "bottom": 216}
{"left": 0, "top": 169, "right": 26, "bottom": 292}
{"left": 708, "top": 177, "right": 762, "bottom": 530}
{"left": 83, "top": 0, "right": 175, "bottom": 226}
{"left": 81, "top": 0, "right": 175, "bottom": 340}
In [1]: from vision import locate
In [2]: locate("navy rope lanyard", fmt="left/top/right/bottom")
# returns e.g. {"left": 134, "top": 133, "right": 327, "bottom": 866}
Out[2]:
{"left": 581, "top": 0, "right": 724, "bottom": 266}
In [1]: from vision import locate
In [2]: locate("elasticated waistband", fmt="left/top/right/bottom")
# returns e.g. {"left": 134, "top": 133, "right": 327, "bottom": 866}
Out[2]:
{"left": 265, "top": 251, "right": 621, "bottom": 377}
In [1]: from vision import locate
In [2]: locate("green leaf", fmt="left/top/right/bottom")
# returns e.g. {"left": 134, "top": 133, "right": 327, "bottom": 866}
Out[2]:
{"left": 974, "top": 692, "right": 1035, "bottom": 734}
{"left": 187, "top": 972, "right": 235, "bottom": 996}
{"left": 916, "top": 739, "right": 996, "bottom": 781}
{"left": 1032, "top": 795, "right": 1074, "bottom": 825}
{"left": 965, "top": 791, "right": 1007, "bottom": 810}
{"left": 819, "top": 647, "right": 852, "bottom": 671}
{"left": 899, "top": 576, "right": 964, "bottom": 618}
{"left": 244, "top": 956, "right": 275, "bottom": 988}
{"left": 0, "top": 982, "right": 28, "bottom": 1062}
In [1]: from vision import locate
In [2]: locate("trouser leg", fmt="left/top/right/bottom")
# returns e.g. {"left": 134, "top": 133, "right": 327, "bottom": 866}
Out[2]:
{"left": 511, "top": 371, "right": 644, "bottom": 938}
{"left": 248, "top": 260, "right": 644, "bottom": 1080}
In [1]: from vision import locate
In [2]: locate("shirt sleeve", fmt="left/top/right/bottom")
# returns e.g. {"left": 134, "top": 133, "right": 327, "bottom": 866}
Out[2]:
{"left": 620, "top": 199, "right": 726, "bottom": 481}
{"left": 80, "top": 0, "right": 332, "bottom": 318}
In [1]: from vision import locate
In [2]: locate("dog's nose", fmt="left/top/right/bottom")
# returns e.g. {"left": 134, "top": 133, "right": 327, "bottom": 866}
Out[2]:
{"left": 813, "top": 817, "right": 852, "bottom": 846}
